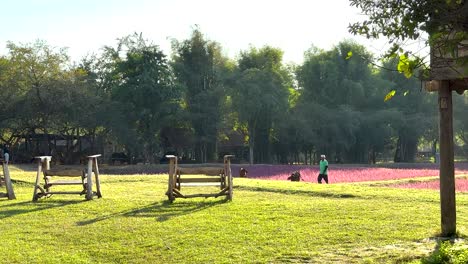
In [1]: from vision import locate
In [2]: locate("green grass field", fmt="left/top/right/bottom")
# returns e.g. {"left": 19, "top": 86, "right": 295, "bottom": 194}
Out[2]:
{"left": 1, "top": 164, "right": 468, "bottom": 263}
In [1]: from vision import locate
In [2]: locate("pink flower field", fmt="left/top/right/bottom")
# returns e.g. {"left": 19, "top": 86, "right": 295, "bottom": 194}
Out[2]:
{"left": 232, "top": 163, "right": 468, "bottom": 191}
{"left": 392, "top": 179, "right": 468, "bottom": 192}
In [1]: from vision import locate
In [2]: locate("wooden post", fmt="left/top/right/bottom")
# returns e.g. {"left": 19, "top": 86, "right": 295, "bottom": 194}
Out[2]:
{"left": 33, "top": 159, "right": 42, "bottom": 201}
{"left": 2, "top": 161, "right": 15, "bottom": 200}
{"left": 224, "top": 155, "right": 234, "bottom": 201}
{"left": 166, "top": 155, "right": 176, "bottom": 202}
{"left": 33, "top": 156, "right": 51, "bottom": 201}
{"left": 439, "top": 80, "right": 456, "bottom": 236}
{"left": 86, "top": 156, "right": 94, "bottom": 200}
{"left": 42, "top": 157, "right": 50, "bottom": 170}
{"left": 89, "top": 155, "right": 102, "bottom": 198}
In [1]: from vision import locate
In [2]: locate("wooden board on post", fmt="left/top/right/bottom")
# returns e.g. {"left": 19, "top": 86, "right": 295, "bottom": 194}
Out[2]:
{"left": 423, "top": 32, "right": 467, "bottom": 237}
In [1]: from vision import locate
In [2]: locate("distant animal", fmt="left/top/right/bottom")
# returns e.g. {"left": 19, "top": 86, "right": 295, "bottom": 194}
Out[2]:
{"left": 239, "top": 168, "right": 248, "bottom": 178}
{"left": 287, "top": 171, "right": 302, "bottom": 182}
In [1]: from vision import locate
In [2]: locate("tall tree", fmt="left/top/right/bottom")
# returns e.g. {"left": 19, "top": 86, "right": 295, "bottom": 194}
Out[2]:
{"left": 101, "top": 33, "right": 181, "bottom": 162}
{"left": 231, "top": 46, "right": 290, "bottom": 164}
{"left": 379, "top": 59, "right": 436, "bottom": 162}
{"left": 0, "top": 40, "right": 109, "bottom": 162}
{"left": 171, "top": 28, "right": 228, "bottom": 162}
{"left": 296, "top": 41, "right": 387, "bottom": 163}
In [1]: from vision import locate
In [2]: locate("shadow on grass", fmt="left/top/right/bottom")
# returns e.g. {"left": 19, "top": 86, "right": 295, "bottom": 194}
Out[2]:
{"left": 76, "top": 199, "right": 227, "bottom": 226}
{"left": 8, "top": 163, "right": 38, "bottom": 172}
{"left": 8, "top": 179, "right": 35, "bottom": 187}
{"left": 235, "top": 186, "right": 358, "bottom": 199}
{"left": 0, "top": 200, "right": 82, "bottom": 219}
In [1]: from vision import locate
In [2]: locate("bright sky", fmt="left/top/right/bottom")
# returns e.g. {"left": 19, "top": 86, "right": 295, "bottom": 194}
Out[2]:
{"left": 0, "top": 0, "right": 426, "bottom": 64}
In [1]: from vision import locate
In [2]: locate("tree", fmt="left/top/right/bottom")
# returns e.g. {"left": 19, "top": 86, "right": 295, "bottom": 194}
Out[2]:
{"left": 296, "top": 41, "right": 390, "bottom": 163}
{"left": 171, "top": 28, "right": 229, "bottom": 163}
{"left": 0, "top": 40, "right": 114, "bottom": 162}
{"left": 0, "top": 56, "right": 28, "bottom": 145}
{"left": 379, "top": 59, "right": 436, "bottom": 162}
{"left": 230, "top": 46, "right": 290, "bottom": 164}
{"left": 100, "top": 33, "right": 181, "bottom": 162}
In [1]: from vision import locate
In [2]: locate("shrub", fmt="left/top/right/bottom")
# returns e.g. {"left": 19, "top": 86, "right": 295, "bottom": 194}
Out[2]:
{"left": 422, "top": 241, "right": 468, "bottom": 264}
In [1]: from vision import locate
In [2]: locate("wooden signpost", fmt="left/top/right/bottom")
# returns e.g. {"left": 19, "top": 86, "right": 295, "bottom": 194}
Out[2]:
{"left": 424, "top": 36, "right": 467, "bottom": 236}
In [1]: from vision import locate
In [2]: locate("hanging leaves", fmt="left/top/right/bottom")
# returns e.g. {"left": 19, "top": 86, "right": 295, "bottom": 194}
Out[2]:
{"left": 397, "top": 53, "right": 422, "bottom": 79}
{"left": 384, "top": 90, "right": 396, "bottom": 102}
{"left": 397, "top": 54, "right": 412, "bottom": 78}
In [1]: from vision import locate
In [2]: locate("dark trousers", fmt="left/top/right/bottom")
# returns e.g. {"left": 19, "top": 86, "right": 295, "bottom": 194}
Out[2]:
{"left": 317, "top": 174, "right": 328, "bottom": 184}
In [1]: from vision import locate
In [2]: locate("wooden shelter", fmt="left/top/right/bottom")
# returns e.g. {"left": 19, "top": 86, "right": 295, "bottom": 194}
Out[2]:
{"left": 424, "top": 33, "right": 468, "bottom": 236}
{"left": 166, "top": 155, "right": 234, "bottom": 202}
{"left": 33, "top": 155, "right": 102, "bottom": 201}
{"left": 0, "top": 160, "right": 15, "bottom": 200}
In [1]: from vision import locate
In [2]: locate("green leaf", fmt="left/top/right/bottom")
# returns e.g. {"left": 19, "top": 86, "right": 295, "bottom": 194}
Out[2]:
{"left": 403, "top": 90, "right": 409, "bottom": 96}
{"left": 384, "top": 90, "right": 396, "bottom": 102}
{"left": 397, "top": 54, "right": 413, "bottom": 78}
{"left": 345, "top": 51, "right": 353, "bottom": 60}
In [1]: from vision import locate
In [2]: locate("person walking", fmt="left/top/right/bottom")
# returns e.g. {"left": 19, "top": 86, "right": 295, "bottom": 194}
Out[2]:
{"left": 317, "top": 154, "right": 328, "bottom": 184}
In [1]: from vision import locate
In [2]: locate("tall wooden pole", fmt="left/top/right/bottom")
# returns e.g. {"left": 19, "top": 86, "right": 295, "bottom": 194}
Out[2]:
{"left": 439, "top": 80, "right": 456, "bottom": 236}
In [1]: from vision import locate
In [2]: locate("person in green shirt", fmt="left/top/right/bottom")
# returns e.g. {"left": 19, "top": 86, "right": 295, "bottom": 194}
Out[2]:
{"left": 318, "top": 154, "right": 328, "bottom": 184}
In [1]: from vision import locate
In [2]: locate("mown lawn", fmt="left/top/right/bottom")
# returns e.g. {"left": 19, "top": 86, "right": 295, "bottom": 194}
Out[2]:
{"left": 1, "top": 164, "right": 468, "bottom": 263}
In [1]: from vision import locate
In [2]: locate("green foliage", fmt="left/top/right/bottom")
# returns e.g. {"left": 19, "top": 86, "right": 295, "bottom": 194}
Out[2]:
{"left": 99, "top": 33, "right": 181, "bottom": 160}
{"left": 0, "top": 40, "right": 105, "bottom": 151}
{"left": 230, "top": 46, "right": 290, "bottom": 163}
{"left": 0, "top": 27, "right": 457, "bottom": 164}
{"left": 422, "top": 241, "right": 468, "bottom": 264}
{"left": 295, "top": 41, "right": 393, "bottom": 163}
{"left": 171, "top": 28, "right": 229, "bottom": 162}
{"left": 349, "top": 0, "right": 468, "bottom": 77}
{"left": 397, "top": 54, "right": 415, "bottom": 78}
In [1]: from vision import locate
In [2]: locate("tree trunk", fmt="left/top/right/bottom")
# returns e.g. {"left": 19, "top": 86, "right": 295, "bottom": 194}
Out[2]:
{"left": 394, "top": 137, "right": 402, "bottom": 162}
{"left": 249, "top": 142, "right": 254, "bottom": 165}
{"left": 433, "top": 139, "right": 439, "bottom": 163}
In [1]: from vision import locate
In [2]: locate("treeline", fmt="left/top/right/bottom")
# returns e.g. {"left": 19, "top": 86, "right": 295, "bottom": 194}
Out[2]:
{"left": 0, "top": 30, "right": 467, "bottom": 164}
